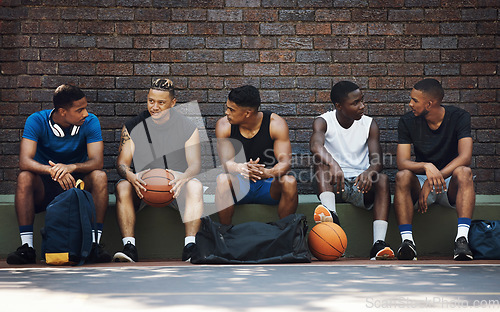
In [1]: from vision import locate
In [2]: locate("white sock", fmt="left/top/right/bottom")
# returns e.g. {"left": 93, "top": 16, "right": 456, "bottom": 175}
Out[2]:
{"left": 92, "top": 230, "right": 103, "bottom": 244}
{"left": 123, "top": 237, "right": 136, "bottom": 246}
{"left": 185, "top": 236, "right": 196, "bottom": 246}
{"left": 456, "top": 225, "right": 470, "bottom": 242}
{"left": 373, "top": 220, "right": 388, "bottom": 245}
{"left": 401, "top": 232, "right": 414, "bottom": 244}
{"left": 319, "top": 192, "right": 336, "bottom": 213}
{"left": 21, "top": 232, "right": 34, "bottom": 248}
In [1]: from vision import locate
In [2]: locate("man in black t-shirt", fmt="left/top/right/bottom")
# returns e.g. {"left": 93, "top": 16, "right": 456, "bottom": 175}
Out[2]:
{"left": 215, "top": 85, "right": 298, "bottom": 225}
{"left": 112, "top": 79, "right": 203, "bottom": 262}
{"left": 394, "top": 78, "right": 475, "bottom": 261}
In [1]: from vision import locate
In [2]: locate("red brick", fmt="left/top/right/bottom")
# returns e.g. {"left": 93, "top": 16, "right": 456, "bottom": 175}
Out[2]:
{"left": 172, "top": 9, "right": 207, "bottom": 21}
{"left": 78, "top": 21, "right": 114, "bottom": 34}
{"left": 296, "top": 23, "right": 331, "bottom": 35}
{"left": 368, "top": 23, "right": 404, "bottom": 35}
{"left": 331, "top": 23, "right": 367, "bottom": 35}
{"left": 316, "top": 64, "right": 352, "bottom": 76}
{"left": 280, "top": 90, "right": 315, "bottom": 103}
{"left": 135, "top": 8, "right": 171, "bottom": 21}
{"left": 242, "top": 37, "right": 275, "bottom": 49}
{"left": 28, "top": 7, "right": 61, "bottom": 20}
{"left": 16, "top": 75, "right": 42, "bottom": 88}
{"left": 97, "top": 36, "right": 133, "bottom": 48}
{"left": 97, "top": 8, "right": 134, "bottom": 21}
{"left": 78, "top": 49, "right": 114, "bottom": 62}
{"left": 316, "top": 9, "right": 351, "bottom": 22}
{"left": 243, "top": 9, "right": 278, "bottom": 22}
{"left": 332, "top": 50, "right": 367, "bottom": 63}
{"left": 115, "top": 22, "right": 151, "bottom": 35}
{"left": 115, "top": 50, "right": 150, "bottom": 62}
{"left": 0, "top": 50, "right": 18, "bottom": 62}
{"left": 280, "top": 64, "right": 315, "bottom": 76}
{"left": 478, "top": 22, "right": 498, "bottom": 35}
{"left": 278, "top": 37, "right": 313, "bottom": 50}
{"left": 389, "top": 9, "right": 424, "bottom": 21}
{"left": 152, "top": 23, "right": 188, "bottom": 35}
{"left": 189, "top": 77, "right": 224, "bottom": 89}
{"left": 461, "top": 63, "right": 497, "bottom": 75}
{"left": 151, "top": 50, "right": 187, "bottom": 62}
{"left": 385, "top": 36, "right": 421, "bottom": 49}
{"left": 207, "top": 9, "right": 242, "bottom": 21}
{"left": 460, "top": 90, "right": 496, "bottom": 102}
{"left": 224, "top": 77, "right": 260, "bottom": 89}
{"left": 134, "top": 63, "right": 170, "bottom": 76}
{"left": 244, "top": 64, "right": 279, "bottom": 76}
{"left": 59, "top": 63, "right": 96, "bottom": 76}
{"left": 405, "top": 50, "right": 439, "bottom": 62}
{"left": 459, "top": 36, "right": 495, "bottom": 49}
{"left": 260, "top": 50, "right": 295, "bottom": 63}
{"left": 350, "top": 37, "right": 385, "bottom": 49}
{"left": 260, "top": 23, "right": 295, "bottom": 35}
{"left": 79, "top": 77, "right": 115, "bottom": 89}
{"left": 171, "top": 64, "right": 207, "bottom": 76}
{"left": 187, "top": 22, "right": 223, "bottom": 35}
{"left": 369, "top": 0, "right": 404, "bottom": 7}
{"left": 352, "top": 64, "right": 388, "bottom": 76}
{"left": 478, "top": 76, "right": 500, "bottom": 89}
{"left": 40, "top": 49, "right": 78, "bottom": 61}
{"left": 27, "top": 62, "right": 57, "bottom": 75}
{"left": 224, "top": 23, "right": 259, "bottom": 35}
{"left": 314, "top": 37, "right": 349, "bottom": 49}
{"left": 261, "top": 77, "right": 295, "bottom": 89}
{"left": 187, "top": 50, "right": 223, "bottom": 62}
{"left": 404, "top": 23, "right": 439, "bottom": 35}
{"left": 97, "top": 64, "right": 134, "bottom": 76}
{"left": 369, "top": 50, "right": 404, "bottom": 62}
{"left": 369, "top": 77, "right": 405, "bottom": 89}
{"left": 442, "top": 77, "right": 478, "bottom": 89}
{"left": 351, "top": 9, "right": 387, "bottom": 21}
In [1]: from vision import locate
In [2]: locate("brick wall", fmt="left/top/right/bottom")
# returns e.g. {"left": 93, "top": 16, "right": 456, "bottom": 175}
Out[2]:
{"left": 0, "top": 1, "right": 498, "bottom": 195}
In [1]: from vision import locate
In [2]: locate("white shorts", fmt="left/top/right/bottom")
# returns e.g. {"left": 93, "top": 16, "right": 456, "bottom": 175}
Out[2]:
{"left": 415, "top": 175, "right": 454, "bottom": 209}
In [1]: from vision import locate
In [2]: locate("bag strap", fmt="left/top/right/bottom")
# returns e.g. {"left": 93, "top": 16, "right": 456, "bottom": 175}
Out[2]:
{"left": 74, "top": 189, "right": 97, "bottom": 266}
{"left": 142, "top": 119, "right": 168, "bottom": 169}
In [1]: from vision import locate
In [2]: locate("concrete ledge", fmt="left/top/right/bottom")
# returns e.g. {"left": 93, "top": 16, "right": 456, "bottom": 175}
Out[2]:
{"left": 1, "top": 195, "right": 499, "bottom": 260}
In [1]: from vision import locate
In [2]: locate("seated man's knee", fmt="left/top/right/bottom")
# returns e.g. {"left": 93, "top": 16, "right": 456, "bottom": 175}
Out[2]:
{"left": 452, "top": 166, "right": 473, "bottom": 183}
{"left": 115, "top": 180, "right": 134, "bottom": 198}
{"left": 185, "top": 179, "right": 203, "bottom": 196}
{"left": 375, "top": 173, "right": 389, "bottom": 188}
{"left": 216, "top": 174, "right": 232, "bottom": 190}
{"left": 88, "top": 170, "right": 108, "bottom": 186}
{"left": 17, "top": 170, "right": 36, "bottom": 185}
{"left": 395, "top": 169, "right": 414, "bottom": 186}
{"left": 280, "top": 175, "right": 297, "bottom": 193}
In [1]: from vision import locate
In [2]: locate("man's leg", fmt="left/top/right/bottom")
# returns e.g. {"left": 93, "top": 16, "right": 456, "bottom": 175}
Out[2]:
{"left": 215, "top": 173, "right": 239, "bottom": 225}
{"left": 313, "top": 163, "right": 339, "bottom": 224}
{"left": 447, "top": 166, "right": 475, "bottom": 261}
{"left": 84, "top": 170, "right": 108, "bottom": 243}
{"left": 270, "top": 175, "right": 298, "bottom": 219}
{"left": 7, "top": 171, "right": 44, "bottom": 264}
{"left": 113, "top": 180, "right": 139, "bottom": 262}
{"left": 180, "top": 179, "right": 204, "bottom": 261}
{"left": 365, "top": 173, "right": 394, "bottom": 260}
{"left": 394, "top": 169, "right": 421, "bottom": 260}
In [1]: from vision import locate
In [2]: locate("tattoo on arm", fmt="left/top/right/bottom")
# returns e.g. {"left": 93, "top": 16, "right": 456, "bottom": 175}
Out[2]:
{"left": 117, "top": 164, "right": 130, "bottom": 179}
{"left": 118, "top": 127, "right": 131, "bottom": 153}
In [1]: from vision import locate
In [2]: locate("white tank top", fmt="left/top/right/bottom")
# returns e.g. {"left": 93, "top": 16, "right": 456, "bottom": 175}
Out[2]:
{"left": 319, "top": 111, "right": 373, "bottom": 178}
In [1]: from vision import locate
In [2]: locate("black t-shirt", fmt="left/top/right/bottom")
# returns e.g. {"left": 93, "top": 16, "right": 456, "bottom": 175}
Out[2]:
{"left": 398, "top": 105, "right": 471, "bottom": 170}
{"left": 125, "top": 109, "right": 197, "bottom": 172}
{"left": 230, "top": 110, "right": 277, "bottom": 168}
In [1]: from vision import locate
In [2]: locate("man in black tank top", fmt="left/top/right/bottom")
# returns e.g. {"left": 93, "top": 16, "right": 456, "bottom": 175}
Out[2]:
{"left": 215, "top": 85, "right": 298, "bottom": 225}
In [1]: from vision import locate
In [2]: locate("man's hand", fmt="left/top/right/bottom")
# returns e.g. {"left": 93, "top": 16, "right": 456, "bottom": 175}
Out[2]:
{"left": 424, "top": 163, "right": 446, "bottom": 194}
{"left": 48, "top": 160, "right": 75, "bottom": 181}
{"left": 329, "top": 164, "right": 344, "bottom": 194}
{"left": 130, "top": 169, "right": 150, "bottom": 199}
{"left": 57, "top": 172, "right": 76, "bottom": 190}
{"left": 355, "top": 170, "right": 376, "bottom": 194}
{"left": 168, "top": 170, "right": 190, "bottom": 199}
{"left": 418, "top": 179, "right": 433, "bottom": 213}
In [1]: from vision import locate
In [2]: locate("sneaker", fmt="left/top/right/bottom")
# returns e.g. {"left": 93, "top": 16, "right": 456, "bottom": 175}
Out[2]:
{"left": 454, "top": 236, "right": 473, "bottom": 261}
{"left": 313, "top": 204, "right": 340, "bottom": 226}
{"left": 87, "top": 243, "right": 112, "bottom": 263}
{"left": 370, "top": 240, "right": 395, "bottom": 260}
{"left": 6, "top": 244, "right": 36, "bottom": 264}
{"left": 113, "top": 242, "right": 138, "bottom": 263}
{"left": 182, "top": 243, "right": 196, "bottom": 262}
{"left": 397, "top": 239, "right": 417, "bottom": 260}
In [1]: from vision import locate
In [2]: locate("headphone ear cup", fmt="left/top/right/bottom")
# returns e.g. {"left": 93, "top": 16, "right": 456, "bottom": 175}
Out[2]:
{"left": 49, "top": 120, "right": 65, "bottom": 137}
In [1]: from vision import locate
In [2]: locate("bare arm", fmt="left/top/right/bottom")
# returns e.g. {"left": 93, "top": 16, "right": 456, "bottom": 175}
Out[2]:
{"left": 440, "top": 137, "right": 473, "bottom": 179}
{"left": 19, "top": 138, "right": 52, "bottom": 175}
{"left": 261, "top": 113, "right": 292, "bottom": 178}
{"left": 355, "top": 120, "right": 383, "bottom": 193}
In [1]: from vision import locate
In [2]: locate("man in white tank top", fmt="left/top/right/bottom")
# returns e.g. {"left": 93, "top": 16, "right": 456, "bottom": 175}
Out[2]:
{"left": 310, "top": 81, "right": 394, "bottom": 260}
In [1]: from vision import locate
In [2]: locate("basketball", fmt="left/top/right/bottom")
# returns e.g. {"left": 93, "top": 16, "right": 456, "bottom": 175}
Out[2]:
{"left": 308, "top": 222, "right": 347, "bottom": 261}
{"left": 140, "top": 168, "right": 175, "bottom": 207}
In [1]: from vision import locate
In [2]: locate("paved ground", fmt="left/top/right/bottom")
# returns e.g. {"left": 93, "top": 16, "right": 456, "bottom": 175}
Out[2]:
{"left": 1, "top": 259, "right": 499, "bottom": 312}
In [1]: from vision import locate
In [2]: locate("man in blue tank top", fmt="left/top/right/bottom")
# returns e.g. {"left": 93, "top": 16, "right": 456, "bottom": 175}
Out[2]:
{"left": 395, "top": 78, "right": 475, "bottom": 261}
{"left": 7, "top": 84, "right": 110, "bottom": 264}
{"left": 215, "top": 85, "right": 298, "bottom": 225}
{"left": 310, "top": 81, "right": 394, "bottom": 260}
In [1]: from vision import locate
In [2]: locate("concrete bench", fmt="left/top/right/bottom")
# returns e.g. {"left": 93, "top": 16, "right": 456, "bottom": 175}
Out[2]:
{"left": 1, "top": 194, "right": 499, "bottom": 260}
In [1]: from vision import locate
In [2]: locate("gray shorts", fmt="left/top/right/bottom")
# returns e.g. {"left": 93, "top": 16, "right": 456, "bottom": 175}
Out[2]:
{"left": 115, "top": 179, "right": 179, "bottom": 212}
{"left": 415, "top": 175, "right": 454, "bottom": 209}
{"left": 338, "top": 177, "right": 373, "bottom": 210}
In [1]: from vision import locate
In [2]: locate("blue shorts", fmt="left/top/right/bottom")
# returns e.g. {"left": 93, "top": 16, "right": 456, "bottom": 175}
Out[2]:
{"left": 235, "top": 175, "right": 280, "bottom": 206}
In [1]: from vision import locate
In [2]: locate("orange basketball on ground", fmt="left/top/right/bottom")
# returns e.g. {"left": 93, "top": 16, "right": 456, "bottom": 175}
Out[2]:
{"left": 308, "top": 222, "right": 347, "bottom": 261}
{"left": 140, "top": 168, "right": 175, "bottom": 207}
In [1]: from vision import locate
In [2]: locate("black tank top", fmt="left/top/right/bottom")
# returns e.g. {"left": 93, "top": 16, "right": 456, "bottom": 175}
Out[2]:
{"left": 230, "top": 111, "right": 277, "bottom": 168}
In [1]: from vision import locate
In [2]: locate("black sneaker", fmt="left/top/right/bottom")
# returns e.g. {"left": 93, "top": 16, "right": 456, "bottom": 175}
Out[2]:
{"left": 370, "top": 240, "right": 395, "bottom": 260}
{"left": 87, "top": 243, "right": 112, "bottom": 263}
{"left": 182, "top": 243, "right": 196, "bottom": 262}
{"left": 454, "top": 236, "right": 473, "bottom": 261}
{"left": 6, "top": 244, "right": 36, "bottom": 264}
{"left": 397, "top": 239, "right": 417, "bottom": 260}
{"left": 113, "top": 242, "right": 138, "bottom": 263}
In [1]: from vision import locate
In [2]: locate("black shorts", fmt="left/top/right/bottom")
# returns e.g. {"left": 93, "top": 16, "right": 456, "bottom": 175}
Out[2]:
{"left": 36, "top": 173, "right": 86, "bottom": 213}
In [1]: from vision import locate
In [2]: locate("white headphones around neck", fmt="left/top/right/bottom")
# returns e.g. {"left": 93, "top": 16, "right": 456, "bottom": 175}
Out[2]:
{"left": 48, "top": 109, "right": 80, "bottom": 137}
